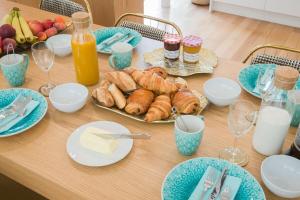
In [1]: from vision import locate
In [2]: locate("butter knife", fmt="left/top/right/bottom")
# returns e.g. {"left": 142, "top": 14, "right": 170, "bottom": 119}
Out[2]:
{"left": 209, "top": 168, "right": 227, "bottom": 200}
{"left": 92, "top": 132, "right": 151, "bottom": 140}
{"left": 98, "top": 33, "right": 131, "bottom": 51}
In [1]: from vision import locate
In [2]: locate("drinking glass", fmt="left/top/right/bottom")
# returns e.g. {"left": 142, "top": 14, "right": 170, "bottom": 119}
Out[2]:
{"left": 219, "top": 100, "right": 256, "bottom": 166}
{"left": 31, "top": 41, "right": 55, "bottom": 96}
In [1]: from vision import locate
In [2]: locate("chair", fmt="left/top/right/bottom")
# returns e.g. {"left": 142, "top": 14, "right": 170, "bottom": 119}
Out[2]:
{"left": 115, "top": 13, "right": 182, "bottom": 41}
{"left": 39, "top": 0, "right": 93, "bottom": 22}
{"left": 243, "top": 44, "right": 300, "bottom": 72}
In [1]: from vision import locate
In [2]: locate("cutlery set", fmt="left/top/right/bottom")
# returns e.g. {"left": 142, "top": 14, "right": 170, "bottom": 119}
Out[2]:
{"left": 97, "top": 33, "right": 135, "bottom": 52}
{"left": 200, "top": 167, "right": 230, "bottom": 200}
{"left": 0, "top": 95, "right": 32, "bottom": 128}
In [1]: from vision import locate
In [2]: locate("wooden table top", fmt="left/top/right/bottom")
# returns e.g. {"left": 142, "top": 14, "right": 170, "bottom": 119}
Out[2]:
{"left": 0, "top": 1, "right": 297, "bottom": 199}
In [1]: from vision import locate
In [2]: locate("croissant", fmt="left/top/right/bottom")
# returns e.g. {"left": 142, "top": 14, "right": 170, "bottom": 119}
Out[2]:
{"left": 145, "top": 66, "right": 168, "bottom": 79}
{"left": 108, "top": 84, "right": 127, "bottom": 109}
{"left": 125, "top": 89, "right": 154, "bottom": 115}
{"left": 172, "top": 89, "right": 200, "bottom": 114}
{"left": 128, "top": 69, "right": 178, "bottom": 94}
{"left": 144, "top": 95, "right": 172, "bottom": 122}
{"left": 105, "top": 71, "right": 136, "bottom": 92}
{"left": 92, "top": 80, "right": 115, "bottom": 107}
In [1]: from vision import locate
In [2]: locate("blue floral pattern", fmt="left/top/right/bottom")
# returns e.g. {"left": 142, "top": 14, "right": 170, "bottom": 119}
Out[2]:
{"left": 0, "top": 88, "right": 48, "bottom": 137}
{"left": 175, "top": 131, "right": 202, "bottom": 156}
{"left": 162, "top": 157, "right": 266, "bottom": 200}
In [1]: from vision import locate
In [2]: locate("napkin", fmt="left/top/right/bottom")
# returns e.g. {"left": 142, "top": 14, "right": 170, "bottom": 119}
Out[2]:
{"left": 97, "top": 32, "right": 125, "bottom": 52}
{"left": 253, "top": 67, "right": 274, "bottom": 95}
{"left": 0, "top": 99, "right": 40, "bottom": 134}
{"left": 188, "top": 166, "right": 242, "bottom": 200}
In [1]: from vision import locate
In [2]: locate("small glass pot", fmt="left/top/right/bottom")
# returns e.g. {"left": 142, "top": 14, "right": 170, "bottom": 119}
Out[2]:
{"left": 182, "top": 35, "right": 203, "bottom": 64}
{"left": 163, "top": 34, "right": 181, "bottom": 61}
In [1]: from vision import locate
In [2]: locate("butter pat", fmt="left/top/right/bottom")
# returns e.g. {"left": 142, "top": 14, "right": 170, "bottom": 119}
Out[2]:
{"left": 80, "top": 127, "right": 118, "bottom": 154}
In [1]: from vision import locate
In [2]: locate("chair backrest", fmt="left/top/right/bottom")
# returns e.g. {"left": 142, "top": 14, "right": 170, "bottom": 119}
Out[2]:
{"left": 115, "top": 13, "right": 182, "bottom": 41}
{"left": 243, "top": 44, "right": 300, "bottom": 72}
{"left": 40, "top": 0, "right": 92, "bottom": 22}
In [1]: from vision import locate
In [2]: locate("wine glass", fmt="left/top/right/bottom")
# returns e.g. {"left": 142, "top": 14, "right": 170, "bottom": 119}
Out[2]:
{"left": 219, "top": 100, "right": 256, "bottom": 166}
{"left": 31, "top": 41, "right": 55, "bottom": 96}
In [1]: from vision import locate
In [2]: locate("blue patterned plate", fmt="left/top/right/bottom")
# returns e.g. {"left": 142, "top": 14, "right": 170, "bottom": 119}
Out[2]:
{"left": 162, "top": 157, "right": 266, "bottom": 200}
{"left": 0, "top": 88, "right": 48, "bottom": 137}
{"left": 94, "top": 27, "right": 142, "bottom": 54}
{"left": 238, "top": 64, "right": 300, "bottom": 98}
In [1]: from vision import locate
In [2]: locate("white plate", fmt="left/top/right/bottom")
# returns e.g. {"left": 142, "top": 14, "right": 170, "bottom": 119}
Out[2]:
{"left": 66, "top": 121, "right": 133, "bottom": 167}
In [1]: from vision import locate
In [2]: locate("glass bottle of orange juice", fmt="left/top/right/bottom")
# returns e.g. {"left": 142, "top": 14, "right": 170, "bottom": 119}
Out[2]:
{"left": 71, "top": 12, "right": 99, "bottom": 86}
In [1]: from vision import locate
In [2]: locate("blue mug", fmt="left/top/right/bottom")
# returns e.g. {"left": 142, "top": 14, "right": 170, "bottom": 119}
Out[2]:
{"left": 109, "top": 42, "right": 133, "bottom": 70}
{"left": 174, "top": 115, "right": 205, "bottom": 156}
{"left": 0, "top": 54, "right": 29, "bottom": 87}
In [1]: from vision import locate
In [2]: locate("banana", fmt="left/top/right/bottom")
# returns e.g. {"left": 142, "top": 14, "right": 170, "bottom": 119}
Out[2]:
{"left": 17, "top": 11, "right": 34, "bottom": 42}
{"left": 11, "top": 10, "right": 25, "bottom": 44}
{"left": 1, "top": 13, "right": 12, "bottom": 25}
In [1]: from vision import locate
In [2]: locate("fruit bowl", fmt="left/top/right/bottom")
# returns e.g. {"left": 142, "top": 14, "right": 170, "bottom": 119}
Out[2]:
{"left": 0, "top": 7, "right": 71, "bottom": 57}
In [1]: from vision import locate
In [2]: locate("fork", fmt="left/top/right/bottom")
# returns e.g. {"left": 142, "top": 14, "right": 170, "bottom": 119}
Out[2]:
{"left": 199, "top": 170, "right": 216, "bottom": 200}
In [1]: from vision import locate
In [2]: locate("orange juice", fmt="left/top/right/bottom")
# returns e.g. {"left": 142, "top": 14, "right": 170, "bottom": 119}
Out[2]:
{"left": 72, "top": 34, "right": 99, "bottom": 86}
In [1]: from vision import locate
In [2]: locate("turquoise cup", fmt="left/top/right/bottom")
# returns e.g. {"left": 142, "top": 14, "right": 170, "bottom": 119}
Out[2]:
{"left": 109, "top": 42, "right": 133, "bottom": 70}
{"left": 0, "top": 54, "right": 29, "bottom": 87}
{"left": 174, "top": 115, "right": 205, "bottom": 156}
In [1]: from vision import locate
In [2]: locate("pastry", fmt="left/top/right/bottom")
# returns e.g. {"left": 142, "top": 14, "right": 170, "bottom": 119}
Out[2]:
{"left": 125, "top": 89, "right": 154, "bottom": 115}
{"left": 128, "top": 69, "right": 178, "bottom": 94}
{"left": 92, "top": 80, "right": 115, "bottom": 107}
{"left": 105, "top": 71, "right": 136, "bottom": 93}
{"left": 108, "top": 84, "right": 127, "bottom": 109}
{"left": 175, "top": 77, "right": 188, "bottom": 89}
{"left": 144, "top": 95, "right": 172, "bottom": 122}
{"left": 172, "top": 89, "right": 200, "bottom": 114}
{"left": 145, "top": 66, "right": 168, "bottom": 79}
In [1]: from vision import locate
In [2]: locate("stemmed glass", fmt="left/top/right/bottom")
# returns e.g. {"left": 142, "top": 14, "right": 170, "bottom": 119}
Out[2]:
{"left": 219, "top": 100, "right": 256, "bottom": 166}
{"left": 31, "top": 41, "right": 55, "bottom": 96}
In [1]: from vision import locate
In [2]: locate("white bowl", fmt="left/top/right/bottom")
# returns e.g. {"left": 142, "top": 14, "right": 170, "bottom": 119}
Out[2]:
{"left": 49, "top": 83, "right": 88, "bottom": 113}
{"left": 203, "top": 77, "right": 241, "bottom": 106}
{"left": 46, "top": 34, "right": 72, "bottom": 57}
{"left": 261, "top": 155, "right": 300, "bottom": 198}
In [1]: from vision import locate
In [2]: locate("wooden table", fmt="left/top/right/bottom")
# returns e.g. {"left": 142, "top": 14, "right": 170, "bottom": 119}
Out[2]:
{"left": 0, "top": 1, "right": 297, "bottom": 199}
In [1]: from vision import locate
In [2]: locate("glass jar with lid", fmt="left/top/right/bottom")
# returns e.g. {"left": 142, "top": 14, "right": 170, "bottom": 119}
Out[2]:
{"left": 252, "top": 66, "right": 299, "bottom": 156}
{"left": 71, "top": 12, "right": 99, "bottom": 86}
{"left": 182, "top": 35, "right": 202, "bottom": 64}
{"left": 163, "top": 34, "right": 181, "bottom": 61}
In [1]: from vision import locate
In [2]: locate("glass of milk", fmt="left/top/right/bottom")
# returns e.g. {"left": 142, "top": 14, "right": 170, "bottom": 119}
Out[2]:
{"left": 219, "top": 99, "right": 256, "bottom": 166}
{"left": 252, "top": 66, "right": 299, "bottom": 156}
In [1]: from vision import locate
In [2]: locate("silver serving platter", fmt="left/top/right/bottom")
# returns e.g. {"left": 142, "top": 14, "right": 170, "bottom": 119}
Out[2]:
{"left": 92, "top": 90, "right": 208, "bottom": 124}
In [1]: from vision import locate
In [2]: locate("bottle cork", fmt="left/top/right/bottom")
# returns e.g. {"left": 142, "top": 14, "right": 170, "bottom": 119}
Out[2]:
{"left": 274, "top": 66, "right": 299, "bottom": 90}
{"left": 71, "top": 12, "right": 90, "bottom": 28}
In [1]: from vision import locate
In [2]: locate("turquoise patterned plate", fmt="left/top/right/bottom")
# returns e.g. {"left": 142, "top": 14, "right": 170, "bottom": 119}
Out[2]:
{"left": 238, "top": 64, "right": 300, "bottom": 98}
{"left": 0, "top": 88, "right": 48, "bottom": 137}
{"left": 162, "top": 157, "right": 266, "bottom": 200}
{"left": 94, "top": 27, "right": 142, "bottom": 54}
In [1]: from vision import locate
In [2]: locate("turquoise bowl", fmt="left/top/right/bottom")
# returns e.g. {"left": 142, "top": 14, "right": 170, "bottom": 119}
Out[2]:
{"left": 238, "top": 64, "right": 300, "bottom": 99}
{"left": 94, "top": 27, "right": 142, "bottom": 54}
{"left": 0, "top": 88, "right": 48, "bottom": 137}
{"left": 162, "top": 157, "right": 266, "bottom": 200}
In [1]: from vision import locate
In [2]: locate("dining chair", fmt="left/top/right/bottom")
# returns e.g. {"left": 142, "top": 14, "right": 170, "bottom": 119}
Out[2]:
{"left": 114, "top": 13, "right": 182, "bottom": 41}
{"left": 243, "top": 44, "right": 300, "bottom": 72}
{"left": 39, "top": 0, "right": 93, "bottom": 22}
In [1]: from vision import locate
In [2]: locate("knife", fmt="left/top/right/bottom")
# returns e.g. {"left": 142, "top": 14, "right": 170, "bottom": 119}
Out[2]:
{"left": 209, "top": 168, "right": 228, "bottom": 200}
{"left": 97, "top": 33, "right": 131, "bottom": 51}
{"left": 92, "top": 132, "right": 151, "bottom": 140}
